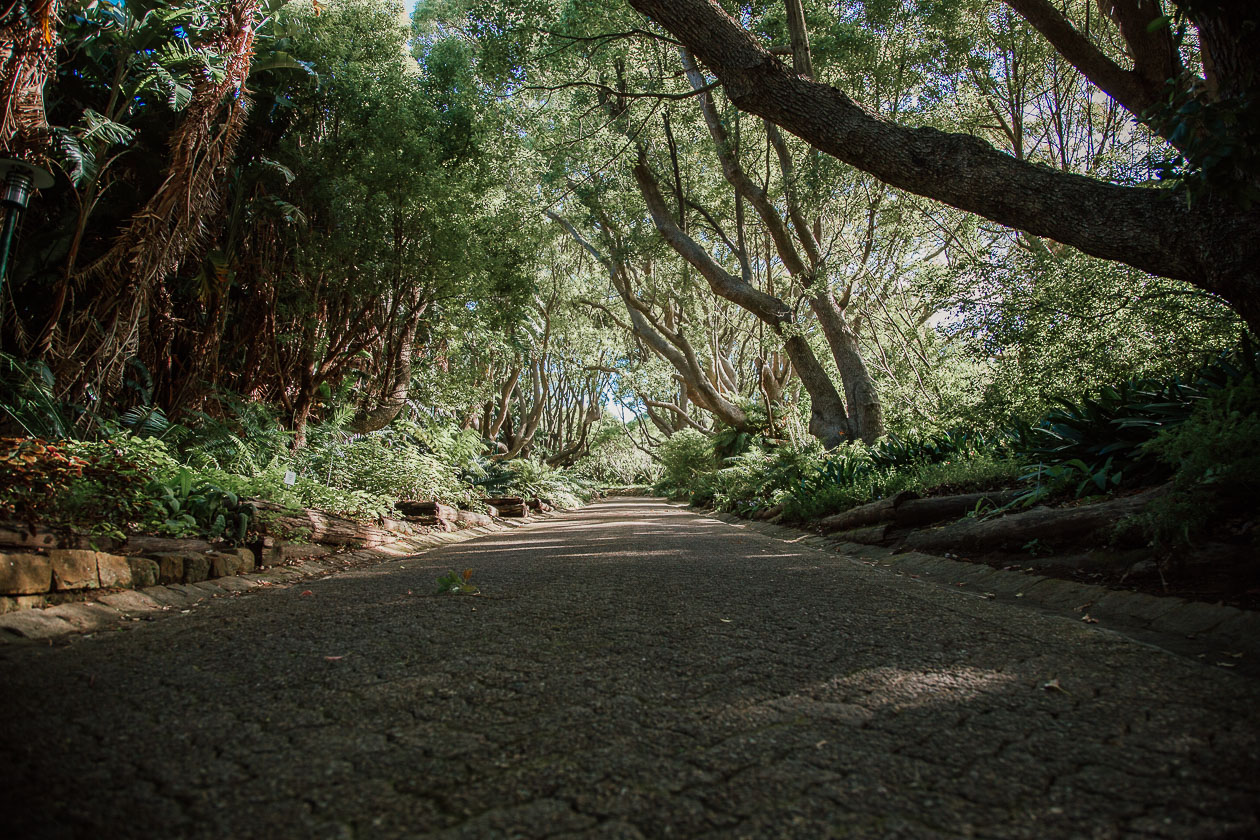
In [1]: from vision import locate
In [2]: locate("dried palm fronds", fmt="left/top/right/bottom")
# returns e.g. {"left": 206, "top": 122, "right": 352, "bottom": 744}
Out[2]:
{"left": 68, "top": 0, "right": 263, "bottom": 396}
{"left": 0, "top": 0, "right": 59, "bottom": 162}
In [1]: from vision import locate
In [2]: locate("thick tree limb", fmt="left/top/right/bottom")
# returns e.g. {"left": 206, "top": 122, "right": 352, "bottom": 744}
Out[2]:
{"left": 548, "top": 209, "right": 751, "bottom": 430}
{"left": 631, "top": 153, "right": 850, "bottom": 445}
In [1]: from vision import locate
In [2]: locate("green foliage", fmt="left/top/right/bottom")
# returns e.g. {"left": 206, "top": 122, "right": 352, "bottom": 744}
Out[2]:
{"left": 299, "top": 435, "right": 473, "bottom": 507}
{"left": 220, "top": 464, "right": 397, "bottom": 522}
{"left": 1140, "top": 375, "right": 1260, "bottom": 546}
{"left": 951, "top": 252, "right": 1239, "bottom": 424}
{"left": 435, "top": 567, "right": 479, "bottom": 595}
{"left": 148, "top": 469, "right": 253, "bottom": 542}
{"left": 1011, "top": 348, "right": 1257, "bottom": 497}
{"left": 180, "top": 397, "right": 293, "bottom": 475}
{"left": 868, "top": 427, "right": 1003, "bottom": 472}
{"left": 653, "top": 429, "right": 716, "bottom": 500}
{"left": 709, "top": 442, "right": 826, "bottom": 516}
{"left": 0, "top": 354, "right": 73, "bottom": 439}
{"left": 574, "top": 422, "right": 659, "bottom": 485}
{"left": 1010, "top": 458, "right": 1126, "bottom": 508}
{"left": 782, "top": 445, "right": 1020, "bottom": 523}
{"left": 474, "top": 457, "right": 592, "bottom": 509}
{"left": 0, "top": 436, "right": 172, "bottom": 540}
{"left": 1146, "top": 77, "right": 1260, "bottom": 208}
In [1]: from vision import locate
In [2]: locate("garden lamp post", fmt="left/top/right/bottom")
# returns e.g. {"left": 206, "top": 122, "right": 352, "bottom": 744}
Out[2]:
{"left": 0, "top": 158, "right": 54, "bottom": 299}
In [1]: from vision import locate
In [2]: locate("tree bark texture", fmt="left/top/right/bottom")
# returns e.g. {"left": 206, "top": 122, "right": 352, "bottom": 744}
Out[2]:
{"left": 901, "top": 487, "right": 1165, "bottom": 554}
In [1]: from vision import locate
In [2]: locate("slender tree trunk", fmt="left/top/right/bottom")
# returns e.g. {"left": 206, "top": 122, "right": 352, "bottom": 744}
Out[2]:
{"left": 348, "top": 302, "right": 427, "bottom": 434}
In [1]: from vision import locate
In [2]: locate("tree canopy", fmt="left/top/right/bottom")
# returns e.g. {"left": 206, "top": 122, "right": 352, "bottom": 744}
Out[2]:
{"left": 0, "top": 0, "right": 1248, "bottom": 471}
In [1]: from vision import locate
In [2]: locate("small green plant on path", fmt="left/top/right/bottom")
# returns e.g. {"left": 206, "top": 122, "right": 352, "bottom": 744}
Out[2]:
{"left": 436, "top": 568, "right": 479, "bottom": 595}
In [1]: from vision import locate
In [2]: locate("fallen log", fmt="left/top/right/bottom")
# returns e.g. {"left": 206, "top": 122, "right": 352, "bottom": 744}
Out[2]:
{"left": 119, "top": 535, "right": 213, "bottom": 556}
{"left": 0, "top": 522, "right": 64, "bottom": 551}
{"left": 818, "top": 491, "right": 917, "bottom": 533}
{"left": 828, "top": 523, "right": 891, "bottom": 545}
{"left": 379, "top": 517, "right": 421, "bottom": 534}
{"left": 901, "top": 487, "right": 1167, "bottom": 555}
{"left": 397, "top": 500, "right": 458, "bottom": 519}
{"left": 455, "top": 510, "right": 495, "bottom": 527}
{"left": 485, "top": 497, "right": 529, "bottom": 518}
{"left": 892, "top": 490, "right": 1022, "bottom": 529}
{"left": 252, "top": 501, "right": 395, "bottom": 548}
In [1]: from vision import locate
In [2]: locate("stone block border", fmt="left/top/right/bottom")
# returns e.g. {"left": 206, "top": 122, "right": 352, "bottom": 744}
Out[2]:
{"left": 0, "top": 509, "right": 560, "bottom": 643}
{"left": 1, "top": 545, "right": 258, "bottom": 613}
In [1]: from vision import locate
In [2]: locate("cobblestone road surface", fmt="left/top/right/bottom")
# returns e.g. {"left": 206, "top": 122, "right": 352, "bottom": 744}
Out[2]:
{"left": 2, "top": 498, "right": 1258, "bottom": 839}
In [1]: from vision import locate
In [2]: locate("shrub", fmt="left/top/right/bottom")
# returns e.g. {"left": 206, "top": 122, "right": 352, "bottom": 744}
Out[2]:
{"left": 180, "top": 398, "right": 292, "bottom": 475}
{"left": 0, "top": 437, "right": 155, "bottom": 539}
{"left": 654, "top": 429, "right": 716, "bottom": 499}
{"left": 781, "top": 443, "right": 1021, "bottom": 523}
{"left": 1011, "top": 347, "right": 1256, "bottom": 493}
{"left": 474, "top": 457, "right": 592, "bottom": 509}
{"left": 711, "top": 442, "right": 825, "bottom": 516}
{"left": 1140, "top": 375, "right": 1260, "bottom": 546}
{"left": 0, "top": 353, "right": 74, "bottom": 439}
{"left": 0, "top": 435, "right": 260, "bottom": 541}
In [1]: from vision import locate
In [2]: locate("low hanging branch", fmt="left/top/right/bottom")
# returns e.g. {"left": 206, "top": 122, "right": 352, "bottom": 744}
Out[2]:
{"left": 627, "top": 0, "right": 1260, "bottom": 334}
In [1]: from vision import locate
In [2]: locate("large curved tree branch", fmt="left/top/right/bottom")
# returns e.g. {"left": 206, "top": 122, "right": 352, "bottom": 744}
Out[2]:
{"left": 625, "top": 0, "right": 1260, "bottom": 333}
{"left": 631, "top": 153, "right": 851, "bottom": 445}
{"left": 679, "top": 49, "right": 882, "bottom": 440}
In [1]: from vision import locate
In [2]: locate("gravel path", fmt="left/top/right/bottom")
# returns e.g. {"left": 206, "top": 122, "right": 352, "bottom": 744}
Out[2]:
{"left": 2, "top": 498, "right": 1257, "bottom": 839}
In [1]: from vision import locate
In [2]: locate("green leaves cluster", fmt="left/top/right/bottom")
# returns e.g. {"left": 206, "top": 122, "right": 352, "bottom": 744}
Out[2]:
{"left": 149, "top": 469, "right": 254, "bottom": 541}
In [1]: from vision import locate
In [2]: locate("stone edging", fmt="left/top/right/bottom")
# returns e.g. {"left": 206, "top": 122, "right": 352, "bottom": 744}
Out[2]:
{"left": 0, "top": 510, "right": 561, "bottom": 643}
{"left": 698, "top": 507, "right": 1260, "bottom": 671}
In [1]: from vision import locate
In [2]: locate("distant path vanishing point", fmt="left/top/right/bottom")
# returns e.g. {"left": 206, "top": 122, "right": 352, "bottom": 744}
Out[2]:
{"left": 2, "top": 497, "right": 1257, "bottom": 838}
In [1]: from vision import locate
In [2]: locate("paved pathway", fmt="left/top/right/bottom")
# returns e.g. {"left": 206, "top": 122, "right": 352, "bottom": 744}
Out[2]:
{"left": 2, "top": 498, "right": 1258, "bottom": 838}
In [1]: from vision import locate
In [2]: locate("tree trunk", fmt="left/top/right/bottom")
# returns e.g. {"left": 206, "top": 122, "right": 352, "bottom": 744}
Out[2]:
{"left": 901, "top": 487, "right": 1166, "bottom": 554}
{"left": 348, "top": 302, "right": 426, "bottom": 434}
{"left": 818, "top": 490, "right": 919, "bottom": 532}
{"left": 290, "top": 364, "right": 318, "bottom": 450}
{"left": 808, "top": 294, "right": 882, "bottom": 443}
{"left": 549, "top": 210, "right": 754, "bottom": 433}
{"left": 630, "top": 157, "right": 851, "bottom": 446}
{"left": 678, "top": 50, "right": 881, "bottom": 442}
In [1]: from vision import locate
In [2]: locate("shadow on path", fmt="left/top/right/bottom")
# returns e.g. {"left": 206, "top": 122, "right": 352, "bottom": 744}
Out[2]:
{"left": 1, "top": 498, "right": 1257, "bottom": 838}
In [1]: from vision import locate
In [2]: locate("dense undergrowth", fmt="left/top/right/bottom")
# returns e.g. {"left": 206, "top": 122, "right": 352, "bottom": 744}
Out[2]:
{"left": 655, "top": 347, "right": 1260, "bottom": 551}
{"left": 0, "top": 372, "right": 602, "bottom": 542}
{"left": 3, "top": 343, "right": 1256, "bottom": 555}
